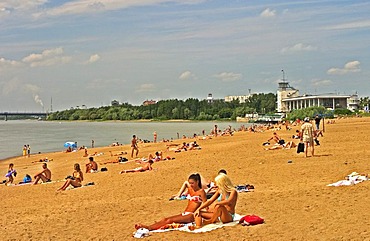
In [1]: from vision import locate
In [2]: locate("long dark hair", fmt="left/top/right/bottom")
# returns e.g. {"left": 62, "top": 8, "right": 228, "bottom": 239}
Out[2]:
{"left": 188, "top": 173, "right": 202, "bottom": 189}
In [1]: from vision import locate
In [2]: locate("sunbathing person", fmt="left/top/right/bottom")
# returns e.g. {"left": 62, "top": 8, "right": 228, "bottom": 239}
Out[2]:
{"left": 265, "top": 141, "right": 297, "bottom": 150}
{"left": 86, "top": 157, "right": 98, "bottom": 173}
{"left": 102, "top": 156, "right": 129, "bottom": 164}
{"left": 120, "top": 160, "right": 153, "bottom": 174}
{"left": 33, "top": 163, "right": 52, "bottom": 185}
{"left": 135, "top": 173, "right": 206, "bottom": 231}
{"left": 109, "top": 151, "right": 127, "bottom": 157}
{"left": 57, "top": 163, "right": 83, "bottom": 191}
{"left": 267, "top": 132, "right": 284, "bottom": 145}
{"left": 170, "top": 169, "right": 227, "bottom": 200}
{"left": 148, "top": 151, "right": 163, "bottom": 162}
{"left": 194, "top": 173, "right": 238, "bottom": 227}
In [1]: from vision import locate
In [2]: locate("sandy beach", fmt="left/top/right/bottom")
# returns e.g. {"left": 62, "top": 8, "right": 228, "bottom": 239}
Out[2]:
{"left": 1, "top": 117, "right": 370, "bottom": 240}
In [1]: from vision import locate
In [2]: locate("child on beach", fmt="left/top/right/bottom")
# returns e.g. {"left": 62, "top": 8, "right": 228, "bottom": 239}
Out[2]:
{"left": 194, "top": 173, "right": 238, "bottom": 227}
{"left": 57, "top": 163, "right": 83, "bottom": 191}
{"left": 4, "top": 163, "right": 17, "bottom": 185}
{"left": 135, "top": 173, "right": 206, "bottom": 231}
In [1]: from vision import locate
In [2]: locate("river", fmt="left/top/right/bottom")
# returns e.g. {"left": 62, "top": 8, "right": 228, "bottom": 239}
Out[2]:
{"left": 0, "top": 120, "right": 241, "bottom": 160}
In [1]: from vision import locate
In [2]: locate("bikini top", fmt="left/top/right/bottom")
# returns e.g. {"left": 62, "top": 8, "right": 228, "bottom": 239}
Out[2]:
{"left": 217, "top": 193, "right": 230, "bottom": 202}
{"left": 186, "top": 194, "right": 202, "bottom": 203}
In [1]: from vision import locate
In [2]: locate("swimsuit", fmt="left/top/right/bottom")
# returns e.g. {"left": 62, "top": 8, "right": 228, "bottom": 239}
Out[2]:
{"left": 181, "top": 212, "right": 193, "bottom": 216}
{"left": 186, "top": 194, "right": 202, "bottom": 203}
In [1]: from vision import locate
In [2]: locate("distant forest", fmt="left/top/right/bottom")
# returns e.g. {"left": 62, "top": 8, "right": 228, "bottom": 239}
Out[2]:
{"left": 47, "top": 93, "right": 277, "bottom": 121}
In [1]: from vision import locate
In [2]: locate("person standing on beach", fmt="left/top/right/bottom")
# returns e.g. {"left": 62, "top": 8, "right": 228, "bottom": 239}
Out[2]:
{"left": 131, "top": 135, "right": 139, "bottom": 158}
{"left": 33, "top": 163, "right": 52, "bottom": 185}
{"left": 27, "top": 144, "right": 31, "bottom": 158}
{"left": 22, "top": 145, "right": 27, "bottom": 157}
{"left": 301, "top": 117, "right": 316, "bottom": 157}
{"left": 91, "top": 139, "right": 94, "bottom": 148}
{"left": 315, "top": 115, "right": 321, "bottom": 130}
{"left": 153, "top": 131, "right": 157, "bottom": 143}
{"left": 214, "top": 125, "right": 218, "bottom": 137}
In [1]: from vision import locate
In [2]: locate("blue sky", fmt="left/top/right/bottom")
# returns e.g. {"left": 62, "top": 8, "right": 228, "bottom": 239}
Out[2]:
{"left": 0, "top": 0, "right": 369, "bottom": 112}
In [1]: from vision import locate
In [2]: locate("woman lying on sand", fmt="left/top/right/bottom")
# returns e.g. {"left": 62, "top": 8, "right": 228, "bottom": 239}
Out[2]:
{"left": 135, "top": 173, "right": 206, "bottom": 231}
{"left": 120, "top": 160, "right": 153, "bottom": 174}
{"left": 194, "top": 173, "right": 238, "bottom": 227}
{"left": 57, "top": 163, "right": 83, "bottom": 191}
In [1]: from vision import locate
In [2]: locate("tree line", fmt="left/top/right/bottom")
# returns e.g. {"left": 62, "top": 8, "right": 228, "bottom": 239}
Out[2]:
{"left": 47, "top": 93, "right": 277, "bottom": 121}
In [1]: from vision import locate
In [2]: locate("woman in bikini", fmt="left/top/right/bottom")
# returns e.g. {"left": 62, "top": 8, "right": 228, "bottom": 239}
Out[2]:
{"left": 57, "top": 163, "right": 83, "bottom": 191}
{"left": 135, "top": 173, "right": 207, "bottom": 231}
{"left": 194, "top": 173, "right": 238, "bottom": 227}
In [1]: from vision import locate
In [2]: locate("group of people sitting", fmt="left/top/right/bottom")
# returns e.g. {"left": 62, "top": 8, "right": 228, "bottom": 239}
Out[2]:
{"left": 135, "top": 170, "right": 238, "bottom": 231}
{"left": 2, "top": 157, "right": 99, "bottom": 192}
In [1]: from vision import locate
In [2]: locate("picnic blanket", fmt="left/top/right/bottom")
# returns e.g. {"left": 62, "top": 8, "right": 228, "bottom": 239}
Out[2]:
{"left": 327, "top": 172, "right": 368, "bottom": 187}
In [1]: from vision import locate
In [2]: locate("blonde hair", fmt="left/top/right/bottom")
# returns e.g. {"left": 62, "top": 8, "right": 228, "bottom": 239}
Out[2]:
{"left": 215, "top": 173, "right": 235, "bottom": 194}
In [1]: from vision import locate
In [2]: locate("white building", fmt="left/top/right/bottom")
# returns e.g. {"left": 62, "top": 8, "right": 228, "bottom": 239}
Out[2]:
{"left": 225, "top": 93, "right": 255, "bottom": 103}
{"left": 277, "top": 81, "right": 359, "bottom": 112}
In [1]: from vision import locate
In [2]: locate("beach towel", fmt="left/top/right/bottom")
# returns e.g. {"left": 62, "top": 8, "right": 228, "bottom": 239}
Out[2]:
{"left": 327, "top": 172, "right": 368, "bottom": 187}
{"left": 236, "top": 184, "right": 254, "bottom": 193}
{"left": 149, "top": 213, "right": 243, "bottom": 234}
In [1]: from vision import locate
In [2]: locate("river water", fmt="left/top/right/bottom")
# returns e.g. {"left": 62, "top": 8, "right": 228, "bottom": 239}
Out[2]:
{"left": 0, "top": 120, "right": 240, "bottom": 160}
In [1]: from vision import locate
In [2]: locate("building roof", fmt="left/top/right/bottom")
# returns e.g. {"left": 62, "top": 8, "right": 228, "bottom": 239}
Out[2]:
{"left": 282, "top": 93, "right": 351, "bottom": 102}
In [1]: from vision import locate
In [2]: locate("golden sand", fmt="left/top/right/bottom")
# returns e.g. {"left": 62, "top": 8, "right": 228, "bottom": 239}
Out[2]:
{"left": 1, "top": 117, "right": 369, "bottom": 240}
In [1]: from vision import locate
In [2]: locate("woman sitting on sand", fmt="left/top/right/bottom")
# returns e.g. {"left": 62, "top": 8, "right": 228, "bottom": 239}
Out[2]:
{"left": 135, "top": 173, "right": 207, "bottom": 231}
{"left": 57, "top": 163, "right": 83, "bottom": 191}
{"left": 194, "top": 173, "right": 238, "bottom": 227}
{"left": 170, "top": 169, "right": 227, "bottom": 200}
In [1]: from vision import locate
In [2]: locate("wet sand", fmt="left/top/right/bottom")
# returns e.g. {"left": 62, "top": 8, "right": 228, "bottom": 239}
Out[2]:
{"left": 1, "top": 117, "right": 369, "bottom": 240}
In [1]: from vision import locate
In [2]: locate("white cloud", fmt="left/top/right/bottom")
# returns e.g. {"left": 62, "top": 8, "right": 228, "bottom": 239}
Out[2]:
{"left": 22, "top": 47, "right": 71, "bottom": 67}
{"left": 327, "top": 61, "right": 361, "bottom": 75}
{"left": 179, "top": 71, "right": 195, "bottom": 80}
{"left": 311, "top": 79, "right": 333, "bottom": 87}
{"left": 35, "top": 0, "right": 206, "bottom": 17}
{"left": 214, "top": 72, "right": 242, "bottom": 82}
{"left": 281, "top": 43, "right": 317, "bottom": 53}
{"left": 0, "top": 57, "right": 19, "bottom": 67}
{"left": 260, "top": 8, "right": 276, "bottom": 18}
{"left": 136, "top": 83, "right": 155, "bottom": 93}
{"left": 324, "top": 20, "right": 370, "bottom": 30}
{"left": 87, "top": 54, "right": 100, "bottom": 64}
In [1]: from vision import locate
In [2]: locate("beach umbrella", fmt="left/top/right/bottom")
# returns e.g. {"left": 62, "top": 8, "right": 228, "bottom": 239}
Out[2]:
{"left": 64, "top": 141, "right": 77, "bottom": 148}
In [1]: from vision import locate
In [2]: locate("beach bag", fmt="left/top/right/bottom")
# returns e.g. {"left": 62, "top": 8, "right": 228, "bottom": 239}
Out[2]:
{"left": 239, "top": 215, "right": 264, "bottom": 226}
{"left": 297, "top": 142, "right": 304, "bottom": 153}
{"left": 278, "top": 139, "right": 285, "bottom": 145}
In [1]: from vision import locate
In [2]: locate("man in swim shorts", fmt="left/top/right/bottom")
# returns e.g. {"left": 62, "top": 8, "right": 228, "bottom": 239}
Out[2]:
{"left": 86, "top": 157, "right": 98, "bottom": 173}
{"left": 131, "top": 135, "right": 139, "bottom": 158}
{"left": 33, "top": 163, "right": 52, "bottom": 185}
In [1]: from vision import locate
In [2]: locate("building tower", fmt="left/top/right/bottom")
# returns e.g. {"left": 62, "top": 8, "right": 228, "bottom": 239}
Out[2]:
{"left": 277, "top": 70, "right": 299, "bottom": 112}
{"left": 207, "top": 93, "right": 213, "bottom": 103}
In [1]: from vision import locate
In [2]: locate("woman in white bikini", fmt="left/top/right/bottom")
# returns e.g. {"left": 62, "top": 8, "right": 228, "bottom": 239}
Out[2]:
{"left": 135, "top": 173, "right": 206, "bottom": 231}
{"left": 194, "top": 173, "right": 238, "bottom": 227}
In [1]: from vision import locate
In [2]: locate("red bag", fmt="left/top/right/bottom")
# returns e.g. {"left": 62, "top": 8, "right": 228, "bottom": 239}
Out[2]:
{"left": 239, "top": 215, "right": 264, "bottom": 226}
